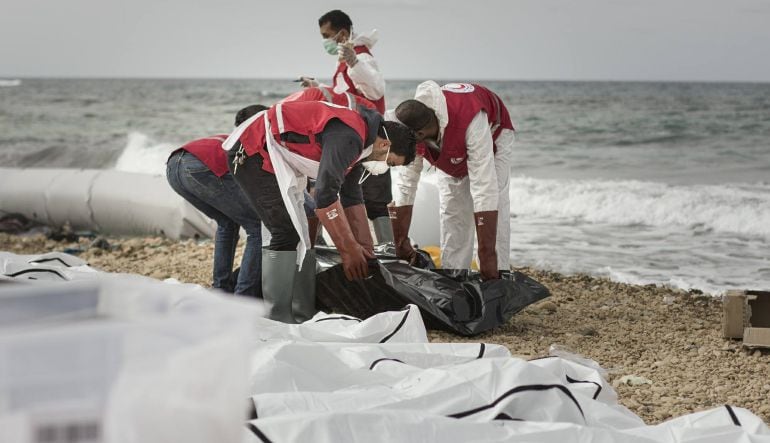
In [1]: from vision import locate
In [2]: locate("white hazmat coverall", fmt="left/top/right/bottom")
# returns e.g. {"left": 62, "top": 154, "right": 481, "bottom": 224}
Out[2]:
{"left": 332, "top": 30, "right": 385, "bottom": 102}
{"left": 391, "top": 81, "right": 515, "bottom": 271}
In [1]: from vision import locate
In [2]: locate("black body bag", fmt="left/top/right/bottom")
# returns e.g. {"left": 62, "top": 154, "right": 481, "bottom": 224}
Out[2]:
{"left": 314, "top": 246, "right": 550, "bottom": 337}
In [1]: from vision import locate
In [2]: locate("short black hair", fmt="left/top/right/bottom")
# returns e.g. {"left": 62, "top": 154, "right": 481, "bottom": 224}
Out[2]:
{"left": 394, "top": 99, "right": 434, "bottom": 132}
{"left": 234, "top": 104, "right": 268, "bottom": 126}
{"left": 380, "top": 121, "right": 416, "bottom": 166}
{"left": 318, "top": 10, "right": 352, "bottom": 32}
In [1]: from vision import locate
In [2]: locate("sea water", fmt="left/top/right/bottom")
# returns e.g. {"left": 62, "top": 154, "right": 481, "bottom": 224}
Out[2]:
{"left": 1, "top": 78, "right": 768, "bottom": 294}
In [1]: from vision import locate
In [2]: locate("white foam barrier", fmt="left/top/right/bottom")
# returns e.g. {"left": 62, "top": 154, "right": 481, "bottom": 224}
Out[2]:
{"left": 0, "top": 167, "right": 215, "bottom": 239}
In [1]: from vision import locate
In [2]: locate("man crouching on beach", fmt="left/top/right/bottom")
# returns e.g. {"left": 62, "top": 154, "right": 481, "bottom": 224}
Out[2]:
{"left": 223, "top": 100, "right": 416, "bottom": 323}
{"left": 166, "top": 105, "right": 266, "bottom": 297}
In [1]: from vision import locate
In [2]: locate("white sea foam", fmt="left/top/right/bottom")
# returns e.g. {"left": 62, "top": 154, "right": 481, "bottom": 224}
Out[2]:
{"left": 113, "top": 132, "right": 178, "bottom": 176}
{"left": 0, "top": 79, "right": 21, "bottom": 87}
{"left": 509, "top": 176, "right": 770, "bottom": 239}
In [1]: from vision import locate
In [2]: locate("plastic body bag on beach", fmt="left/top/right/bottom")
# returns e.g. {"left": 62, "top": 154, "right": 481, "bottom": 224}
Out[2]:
{"left": 2, "top": 250, "right": 770, "bottom": 443}
{"left": 314, "top": 246, "right": 551, "bottom": 336}
{"left": 244, "top": 314, "right": 770, "bottom": 443}
{"left": 0, "top": 273, "right": 260, "bottom": 443}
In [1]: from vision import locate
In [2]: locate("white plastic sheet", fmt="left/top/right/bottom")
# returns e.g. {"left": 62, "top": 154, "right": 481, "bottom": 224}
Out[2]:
{"left": 243, "top": 335, "right": 770, "bottom": 443}
{"left": 0, "top": 274, "right": 263, "bottom": 443}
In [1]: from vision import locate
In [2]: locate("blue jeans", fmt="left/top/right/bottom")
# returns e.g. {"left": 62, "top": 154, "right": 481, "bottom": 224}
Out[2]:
{"left": 166, "top": 150, "right": 262, "bottom": 296}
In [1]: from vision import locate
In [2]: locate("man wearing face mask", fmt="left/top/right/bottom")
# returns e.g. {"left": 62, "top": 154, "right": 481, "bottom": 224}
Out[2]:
{"left": 388, "top": 81, "right": 516, "bottom": 281}
{"left": 298, "top": 10, "right": 394, "bottom": 245}
{"left": 299, "top": 10, "right": 385, "bottom": 113}
{"left": 280, "top": 85, "right": 382, "bottom": 244}
{"left": 224, "top": 100, "right": 416, "bottom": 323}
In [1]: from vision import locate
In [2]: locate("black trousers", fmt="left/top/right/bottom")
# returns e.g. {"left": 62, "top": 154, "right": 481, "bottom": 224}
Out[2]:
{"left": 361, "top": 170, "right": 392, "bottom": 219}
{"left": 228, "top": 148, "right": 300, "bottom": 251}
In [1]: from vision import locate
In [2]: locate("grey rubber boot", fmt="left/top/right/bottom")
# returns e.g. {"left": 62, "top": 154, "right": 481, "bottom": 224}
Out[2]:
{"left": 261, "top": 249, "right": 298, "bottom": 323}
{"left": 291, "top": 250, "right": 318, "bottom": 323}
{"left": 372, "top": 216, "right": 394, "bottom": 245}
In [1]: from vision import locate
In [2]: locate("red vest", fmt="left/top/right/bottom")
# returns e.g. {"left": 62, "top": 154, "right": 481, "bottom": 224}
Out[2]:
{"left": 176, "top": 135, "right": 229, "bottom": 177}
{"left": 239, "top": 101, "right": 369, "bottom": 174}
{"left": 282, "top": 86, "right": 377, "bottom": 110}
{"left": 418, "top": 83, "right": 515, "bottom": 178}
{"left": 332, "top": 45, "right": 386, "bottom": 114}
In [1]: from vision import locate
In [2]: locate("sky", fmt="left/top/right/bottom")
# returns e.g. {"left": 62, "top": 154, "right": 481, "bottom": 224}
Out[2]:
{"left": 1, "top": 0, "right": 769, "bottom": 82}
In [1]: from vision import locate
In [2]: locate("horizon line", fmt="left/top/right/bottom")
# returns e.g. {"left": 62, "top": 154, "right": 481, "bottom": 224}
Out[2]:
{"left": 2, "top": 75, "right": 770, "bottom": 85}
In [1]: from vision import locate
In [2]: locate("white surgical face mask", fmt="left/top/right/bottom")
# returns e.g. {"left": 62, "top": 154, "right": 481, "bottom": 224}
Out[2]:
{"left": 359, "top": 151, "right": 390, "bottom": 183}
{"left": 359, "top": 128, "right": 391, "bottom": 184}
{"left": 362, "top": 158, "right": 389, "bottom": 175}
{"left": 323, "top": 30, "right": 343, "bottom": 55}
{"left": 323, "top": 37, "right": 339, "bottom": 55}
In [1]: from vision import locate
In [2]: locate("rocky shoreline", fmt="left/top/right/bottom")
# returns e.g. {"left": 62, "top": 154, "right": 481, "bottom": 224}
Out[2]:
{"left": 1, "top": 232, "right": 768, "bottom": 425}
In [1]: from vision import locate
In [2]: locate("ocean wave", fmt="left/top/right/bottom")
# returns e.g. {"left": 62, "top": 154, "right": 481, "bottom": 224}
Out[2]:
{"left": 596, "top": 267, "right": 727, "bottom": 296}
{"left": 510, "top": 176, "right": 770, "bottom": 239}
{"left": 0, "top": 79, "right": 21, "bottom": 87}
{"left": 113, "top": 132, "right": 179, "bottom": 175}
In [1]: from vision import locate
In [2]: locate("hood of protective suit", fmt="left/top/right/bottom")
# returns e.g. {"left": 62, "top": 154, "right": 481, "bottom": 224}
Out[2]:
{"left": 383, "top": 109, "right": 400, "bottom": 123}
{"left": 413, "top": 80, "right": 449, "bottom": 140}
{"left": 350, "top": 29, "right": 379, "bottom": 49}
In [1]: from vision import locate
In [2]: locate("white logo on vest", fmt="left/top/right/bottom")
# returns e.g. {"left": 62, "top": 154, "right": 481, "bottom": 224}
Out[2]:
{"left": 450, "top": 157, "right": 465, "bottom": 164}
{"left": 441, "top": 83, "right": 475, "bottom": 94}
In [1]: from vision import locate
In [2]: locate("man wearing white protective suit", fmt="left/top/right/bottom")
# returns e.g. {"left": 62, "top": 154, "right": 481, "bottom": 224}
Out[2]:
{"left": 389, "top": 81, "right": 516, "bottom": 280}
{"left": 298, "top": 9, "right": 385, "bottom": 113}
{"left": 224, "top": 100, "right": 416, "bottom": 323}
{"left": 297, "top": 10, "right": 395, "bottom": 245}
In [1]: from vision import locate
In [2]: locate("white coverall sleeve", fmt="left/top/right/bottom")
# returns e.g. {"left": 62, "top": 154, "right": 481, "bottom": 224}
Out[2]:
{"left": 393, "top": 154, "right": 424, "bottom": 206}
{"left": 465, "top": 111, "right": 499, "bottom": 213}
{"left": 347, "top": 53, "right": 385, "bottom": 101}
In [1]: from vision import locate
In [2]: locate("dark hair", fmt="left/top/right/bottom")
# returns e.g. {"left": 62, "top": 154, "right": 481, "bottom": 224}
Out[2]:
{"left": 380, "top": 121, "right": 416, "bottom": 166}
{"left": 318, "top": 10, "right": 352, "bottom": 32}
{"left": 234, "top": 104, "right": 268, "bottom": 126}
{"left": 394, "top": 99, "right": 434, "bottom": 132}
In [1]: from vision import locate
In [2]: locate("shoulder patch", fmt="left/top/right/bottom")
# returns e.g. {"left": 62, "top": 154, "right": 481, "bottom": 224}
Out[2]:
{"left": 442, "top": 83, "right": 475, "bottom": 94}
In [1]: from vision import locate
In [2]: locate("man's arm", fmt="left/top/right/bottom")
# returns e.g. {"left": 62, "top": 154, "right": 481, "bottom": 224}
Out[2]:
{"left": 465, "top": 111, "right": 498, "bottom": 212}
{"left": 393, "top": 153, "right": 424, "bottom": 206}
{"left": 466, "top": 110, "right": 500, "bottom": 280}
{"left": 314, "top": 120, "right": 364, "bottom": 208}
{"left": 347, "top": 53, "right": 385, "bottom": 101}
{"left": 339, "top": 162, "right": 365, "bottom": 208}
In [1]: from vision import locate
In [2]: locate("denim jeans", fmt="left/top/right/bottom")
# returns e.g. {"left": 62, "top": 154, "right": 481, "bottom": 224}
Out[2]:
{"left": 166, "top": 150, "right": 262, "bottom": 296}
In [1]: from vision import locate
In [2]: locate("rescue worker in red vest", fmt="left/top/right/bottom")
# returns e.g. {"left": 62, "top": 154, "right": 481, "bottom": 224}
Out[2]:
{"left": 282, "top": 85, "right": 376, "bottom": 111}
{"left": 223, "top": 100, "right": 416, "bottom": 323}
{"left": 299, "top": 10, "right": 385, "bottom": 113}
{"left": 165, "top": 105, "right": 266, "bottom": 297}
{"left": 298, "top": 10, "right": 394, "bottom": 245}
{"left": 389, "top": 81, "right": 516, "bottom": 280}
{"left": 280, "top": 86, "right": 379, "bottom": 246}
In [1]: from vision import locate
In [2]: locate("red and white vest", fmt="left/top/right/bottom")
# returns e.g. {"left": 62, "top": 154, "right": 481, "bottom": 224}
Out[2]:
{"left": 333, "top": 45, "right": 386, "bottom": 114}
{"left": 282, "top": 86, "right": 377, "bottom": 111}
{"left": 418, "top": 83, "right": 515, "bottom": 178}
{"left": 239, "top": 101, "right": 369, "bottom": 174}
{"left": 175, "top": 135, "right": 230, "bottom": 177}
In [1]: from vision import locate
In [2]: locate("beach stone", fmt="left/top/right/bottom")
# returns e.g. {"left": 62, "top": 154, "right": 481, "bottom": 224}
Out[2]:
{"left": 539, "top": 301, "right": 558, "bottom": 313}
